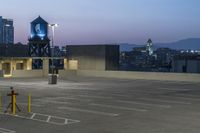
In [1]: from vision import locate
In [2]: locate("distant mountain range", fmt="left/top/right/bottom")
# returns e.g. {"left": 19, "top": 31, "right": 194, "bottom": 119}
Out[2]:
{"left": 120, "top": 38, "right": 200, "bottom": 52}
{"left": 119, "top": 43, "right": 142, "bottom": 51}
{"left": 155, "top": 38, "right": 200, "bottom": 50}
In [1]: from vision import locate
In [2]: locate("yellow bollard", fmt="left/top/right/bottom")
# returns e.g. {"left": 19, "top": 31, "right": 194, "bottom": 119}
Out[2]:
{"left": 12, "top": 95, "right": 16, "bottom": 115}
{"left": 28, "top": 93, "right": 31, "bottom": 113}
{"left": 0, "top": 93, "right": 2, "bottom": 112}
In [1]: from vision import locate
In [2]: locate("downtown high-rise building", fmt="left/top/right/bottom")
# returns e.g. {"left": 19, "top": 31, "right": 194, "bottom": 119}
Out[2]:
{"left": 146, "top": 38, "right": 154, "bottom": 56}
{"left": 0, "top": 16, "right": 14, "bottom": 44}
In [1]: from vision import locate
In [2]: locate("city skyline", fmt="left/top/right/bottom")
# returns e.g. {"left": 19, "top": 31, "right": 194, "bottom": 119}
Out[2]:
{"left": 0, "top": 16, "right": 14, "bottom": 44}
{"left": 1, "top": 0, "right": 200, "bottom": 45}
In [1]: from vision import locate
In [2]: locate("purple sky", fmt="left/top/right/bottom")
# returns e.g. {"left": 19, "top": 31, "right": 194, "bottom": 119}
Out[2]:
{"left": 1, "top": 0, "right": 200, "bottom": 45}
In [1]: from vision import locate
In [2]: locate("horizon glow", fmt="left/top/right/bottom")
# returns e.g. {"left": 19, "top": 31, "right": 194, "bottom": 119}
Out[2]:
{"left": 1, "top": 0, "right": 200, "bottom": 45}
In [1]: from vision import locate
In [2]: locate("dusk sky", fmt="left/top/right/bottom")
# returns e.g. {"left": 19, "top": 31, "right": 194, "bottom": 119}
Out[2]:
{"left": 1, "top": 0, "right": 200, "bottom": 45}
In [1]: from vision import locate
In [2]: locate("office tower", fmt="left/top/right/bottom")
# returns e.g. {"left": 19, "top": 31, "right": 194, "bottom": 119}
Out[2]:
{"left": 0, "top": 16, "right": 14, "bottom": 44}
{"left": 146, "top": 38, "right": 153, "bottom": 56}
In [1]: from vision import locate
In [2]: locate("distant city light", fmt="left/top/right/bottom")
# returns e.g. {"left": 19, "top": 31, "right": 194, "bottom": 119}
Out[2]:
{"left": 5, "top": 24, "right": 10, "bottom": 27}
{"left": 48, "top": 24, "right": 58, "bottom": 27}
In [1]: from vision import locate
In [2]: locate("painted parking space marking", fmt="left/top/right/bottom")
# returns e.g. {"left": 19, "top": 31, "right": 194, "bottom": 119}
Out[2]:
{"left": 0, "top": 128, "right": 16, "bottom": 133}
{"left": 46, "top": 116, "right": 51, "bottom": 122}
{"left": 30, "top": 113, "right": 36, "bottom": 119}
{"left": 116, "top": 100, "right": 171, "bottom": 108}
{"left": 146, "top": 80, "right": 193, "bottom": 85}
{"left": 128, "top": 90, "right": 163, "bottom": 95}
{"left": 58, "top": 106, "right": 119, "bottom": 117}
{"left": 74, "top": 91, "right": 132, "bottom": 98}
{"left": 34, "top": 99, "right": 71, "bottom": 105}
{"left": 175, "top": 93, "right": 200, "bottom": 98}
{"left": 42, "top": 97, "right": 91, "bottom": 102}
{"left": 1, "top": 112, "right": 80, "bottom": 126}
{"left": 34, "top": 97, "right": 91, "bottom": 106}
{"left": 97, "top": 93, "right": 132, "bottom": 98}
{"left": 90, "top": 103, "right": 147, "bottom": 112}
{"left": 138, "top": 98, "right": 191, "bottom": 105}
{"left": 72, "top": 94, "right": 113, "bottom": 99}
{"left": 18, "top": 103, "right": 42, "bottom": 107}
{"left": 160, "top": 95, "right": 200, "bottom": 101}
{"left": 29, "top": 112, "right": 80, "bottom": 125}
{"left": 155, "top": 87, "right": 191, "bottom": 91}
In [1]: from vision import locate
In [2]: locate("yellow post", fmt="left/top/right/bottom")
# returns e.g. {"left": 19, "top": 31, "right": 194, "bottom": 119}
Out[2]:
{"left": 28, "top": 93, "right": 31, "bottom": 113}
{"left": 12, "top": 95, "right": 16, "bottom": 115}
{"left": 0, "top": 93, "right": 2, "bottom": 112}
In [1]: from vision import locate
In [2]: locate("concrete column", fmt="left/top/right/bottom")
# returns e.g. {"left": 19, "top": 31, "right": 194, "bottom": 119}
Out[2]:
{"left": 11, "top": 60, "right": 16, "bottom": 71}
{"left": 0, "top": 62, "right": 2, "bottom": 70}
{"left": 42, "top": 58, "right": 49, "bottom": 77}
{"left": 0, "top": 61, "right": 3, "bottom": 77}
{"left": 10, "top": 60, "right": 15, "bottom": 76}
{"left": 27, "top": 58, "right": 32, "bottom": 70}
{"left": 64, "top": 59, "right": 68, "bottom": 70}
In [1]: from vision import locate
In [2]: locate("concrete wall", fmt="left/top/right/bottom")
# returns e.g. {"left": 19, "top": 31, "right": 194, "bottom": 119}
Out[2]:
{"left": 67, "top": 45, "right": 106, "bottom": 70}
{"left": 66, "top": 45, "right": 119, "bottom": 70}
{"left": 68, "top": 60, "right": 78, "bottom": 70}
{"left": 0, "top": 58, "right": 33, "bottom": 76}
{"left": 42, "top": 58, "right": 49, "bottom": 77}
{"left": 0, "top": 70, "right": 4, "bottom": 77}
{"left": 198, "top": 61, "right": 200, "bottom": 72}
{"left": 173, "top": 60, "right": 185, "bottom": 72}
{"left": 58, "top": 70, "right": 77, "bottom": 79}
{"left": 105, "top": 45, "right": 119, "bottom": 70}
{"left": 173, "top": 60, "right": 200, "bottom": 73}
{"left": 12, "top": 70, "right": 43, "bottom": 78}
{"left": 58, "top": 70, "right": 200, "bottom": 83}
{"left": 187, "top": 60, "right": 200, "bottom": 73}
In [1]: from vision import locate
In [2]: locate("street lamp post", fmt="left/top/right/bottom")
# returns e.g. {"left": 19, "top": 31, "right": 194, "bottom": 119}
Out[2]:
{"left": 48, "top": 24, "right": 58, "bottom": 74}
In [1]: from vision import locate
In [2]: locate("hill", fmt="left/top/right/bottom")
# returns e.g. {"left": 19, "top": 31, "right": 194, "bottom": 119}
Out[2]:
{"left": 155, "top": 38, "right": 200, "bottom": 50}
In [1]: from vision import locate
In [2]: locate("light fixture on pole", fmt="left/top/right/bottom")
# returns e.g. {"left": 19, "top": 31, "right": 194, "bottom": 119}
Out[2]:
{"left": 48, "top": 23, "right": 58, "bottom": 73}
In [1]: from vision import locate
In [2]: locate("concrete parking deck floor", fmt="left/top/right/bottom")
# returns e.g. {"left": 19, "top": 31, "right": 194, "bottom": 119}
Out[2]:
{"left": 0, "top": 77, "right": 200, "bottom": 133}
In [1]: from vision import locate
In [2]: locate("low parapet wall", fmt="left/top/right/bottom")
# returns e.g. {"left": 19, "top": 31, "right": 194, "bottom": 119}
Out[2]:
{"left": 58, "top": 70, "right": 77, "bottom": 79}
{"left": 58, "top": 70, "right": 200, "bottom": 83}
{"left": 9, "top": 69, "right": 200, "bottom": 83}
{"left": 12, "top": 70, "right": 43, "bottom": 78}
